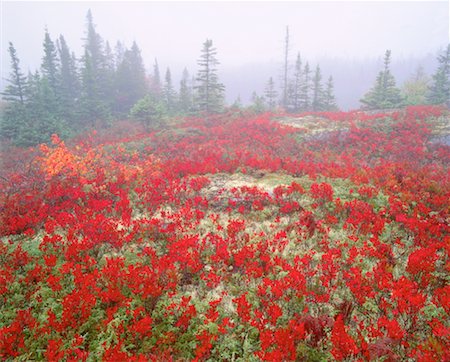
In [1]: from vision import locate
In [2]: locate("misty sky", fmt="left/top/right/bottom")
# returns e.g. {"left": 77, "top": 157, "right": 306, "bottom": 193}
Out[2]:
{"left": 1, "top": 1, "right": 449, "bottom": 104}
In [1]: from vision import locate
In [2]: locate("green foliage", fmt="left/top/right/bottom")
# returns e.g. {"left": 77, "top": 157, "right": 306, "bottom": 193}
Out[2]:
{"left": 427, "top": 44, "right": 450, "bottom": 106}
{"left": 299, "top": 62, "right": 311, "bottom": 111}
{"left": 249, "top": 92, "right": 266, "bottom": 113}
{"left": 163, "top": 67, "right": 177, "bottom": 114}
{"left": 288, "top": 52, "right": 303, "bottom": 113}
{"left": 114, "top": 41, "right": 148, "bottom": 116}
{"left": 195, "top": 39, "right": 225, "bottom": 114}
{"left": 360, "top": 50, "right": 404, "bottom": 110}
{"left": 311, "top": 65, "right": 324, "bottom": 111}
{"left": 178, "top": 68, "right": 194, "bottom": 114}
{"left": 2, "top": 42, "right": 27, "bottom": 105}
{"left": 402, "top": 66, "right": 430, "bottom": 105}
{"left": 57, "top": 35, "right": 81, "bottom": 123}
{"left": 323, "top": 76, "right": 339, "bottom": 111}
{"left": 129, "top": 95, "right": 167, "bottom": 129}
{"left": 264, "top": 77, "right": 278, "bottom": 110}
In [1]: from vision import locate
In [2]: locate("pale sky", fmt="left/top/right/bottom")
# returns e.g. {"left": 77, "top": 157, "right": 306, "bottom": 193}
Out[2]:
{"left": 1, "top": 1, "right": 449, "bottom": 93}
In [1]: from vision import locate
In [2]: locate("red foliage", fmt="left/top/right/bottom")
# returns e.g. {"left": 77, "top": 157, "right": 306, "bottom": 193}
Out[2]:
{"left": 0, "top": 106, "right": 448, "bottom": 360}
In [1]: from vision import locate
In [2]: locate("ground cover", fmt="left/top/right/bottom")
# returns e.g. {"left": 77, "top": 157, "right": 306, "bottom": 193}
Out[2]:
{"left": 0, "top": 106, "right": 449, "bottom": 361}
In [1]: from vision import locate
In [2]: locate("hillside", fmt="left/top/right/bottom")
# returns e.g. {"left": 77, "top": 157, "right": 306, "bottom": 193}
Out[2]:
{"left": 0, "top": 106, "right": 449, "bottom": 361}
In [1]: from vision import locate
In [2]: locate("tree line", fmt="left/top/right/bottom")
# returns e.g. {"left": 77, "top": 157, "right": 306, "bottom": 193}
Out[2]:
{"left": 360, "top": 47, "right": 450, "bottom": 110}
{"left": 2, "top": 12, "right": 449, "bottom": 147}
{"left": 1, "top": 10, "right": 226, "bottom": 146}
{"left": 252, "top": 27, "right": 338, "bottom": 114}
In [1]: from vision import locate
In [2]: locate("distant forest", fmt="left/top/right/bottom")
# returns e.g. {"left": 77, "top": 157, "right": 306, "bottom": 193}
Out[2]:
{"left": 2, "top": 10, "right": 449, "bottom": 146}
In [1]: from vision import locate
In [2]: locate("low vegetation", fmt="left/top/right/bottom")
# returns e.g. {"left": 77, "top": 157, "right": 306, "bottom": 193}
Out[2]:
{"left": 1, "top": 106, "right": 448, "bottom": 361}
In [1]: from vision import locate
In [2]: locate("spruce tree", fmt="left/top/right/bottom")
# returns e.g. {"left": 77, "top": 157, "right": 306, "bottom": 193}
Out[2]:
{"left": 2, "top": 42, "right": 27, "bottom": 104}
{"left": 114, "top": 41, "right": 126, "bottom": 69}
{"left": 178, "top": 68, "right": 193, "bottom": 113}
{"left": 163, "top": 67, "right": 177, "bottom": 113}
{"left": 264, "top": 77, "right": 278, "bottom": 110}
{"left": 289, "top": 52, "right": 303, "bottom": 113}
{"left": 1, "top": 42, "right": 28, "bottom": 140}
{"left": 22, "top": 71, "right": 68, "bottom": 145}
{"left": 57, "top": 35, "right": 80, "bottom": 122}
{"left": 195, "top": 39, "right": 225, "bottom": 114}
{"left": 151, "top": 58, "right": 162, "bottom": 100}
{"left": 79, "top": 9, "right": 110, "bottom": 124}
{"left": 323, "top": 76, "right": 338, "bottom": 111}
{"left": 299, "top": 62, "right": 311, "bottom": 111}
{"left": 250, "top": 91, "right": 266, "bottom": 113}
{"left": 41, "top": 29, "right": 59, "bottom": 92}
{"left": 115, "top": 41, "right": 148, "bottom": 115}
{"left": 427, "top": 44, "right": 450, "bottom": 105}
{"left": 311, "top": 65, "right": 324, "bottom": 111}
{"left": 360, "top": 50, "right": 404, "bottom": 110}
{"left": 40, "top": 29, "right": 61, "bottom": 121}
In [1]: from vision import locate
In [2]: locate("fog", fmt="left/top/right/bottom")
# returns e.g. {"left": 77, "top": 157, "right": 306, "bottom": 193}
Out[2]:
{"left": 2, "top": 1, "right": 449, "bottom": 109}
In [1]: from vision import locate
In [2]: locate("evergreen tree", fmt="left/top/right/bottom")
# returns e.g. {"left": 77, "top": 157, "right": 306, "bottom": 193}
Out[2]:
{"left": 195, "top": 39, "right": 225, "bottom": 114}
{"left": 323, "top": 76, "right": 338, "bottom": 111}
{"left": 299, "top": 62, "right": 311, "bottom": 111}
{"left": 22, "top": 71, "right": 68, "bottom": 145}
{"left": 79, "top": 9, "right": 110, "bottom": 124}
{"left": 80, "top": 49, "right": 105, "bottom": 124}
{"left": 57, "top": 35, "right": 81, "bottom": 122}
{"left": 360, "top": 50, "right": 404, "bottom": 110}
{"left": 150, "top": 58, "right": 162, "bottom": 100}
{"left": 41, "top": 29, "right": 59, "bottom": 92}
{"left": 250, "top": 91, "right": 266, "bottom": 113}
{"left": 311, "top": 65, "right": 324, "bottom": 111}
{"left": 2, "top": 42, "right": 27, "bottom": 104}
{"left": 115, "top": 41, "right": 148, "bottom": 115}
{"left": 427, "top": 44, "right": 450, "bottom": 105}
{"left": 288, "top": 52, "right": 303, "bottom": 113}
{"left": 130, "top": 94, "right": 166, "bottom": 130}
{"left": 231, "top": 95, "right": 242, "bottom": 110}
{"left": 1, "top": 42, "right": 28, "bottom": 140}
{"left": 178, "top": 68, "right": 193, "bottom": 113}
{"left": 163, "top": 67, "right": 177, "bottom": 113}
{"left": 403, "top": 66, "right": 430, "bottom": 105}
{"left": 40, "top": 29, "right": 61, "bottom": 122}
{"left": 114, "top": 41, "right": 126, "bottom": 69}
{"left": 264, "top": 77, "right": 278, "bottom": 110}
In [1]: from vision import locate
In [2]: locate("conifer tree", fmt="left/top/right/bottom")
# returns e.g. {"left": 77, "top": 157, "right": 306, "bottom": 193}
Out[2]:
{"left": 151, "top": 58, "right": 162, "bottom": 100}
{"left": 40, "top": 29, "right": 61, "bottom": 121}
{"left": 323, "top": 76, "right": 338, "bottom": 111}
{"left": 250, "top": 91, "right": 266, "bottom": 113}
{"left": 23, "top": 71, "right": 68, "bottom": 145}
{"left": 289, "top": 52, "right": 303, "bottom": 113}
{"left": 114, "top": 41, "right": 126, "bottom": 69}
{"left": 311, "top": 65, "right": 324, "bottom": 111}
{"left": 195, "top": 39, "right": 225, "bottom": 114}
{"left": 1, "top": 42, "right": 28, "bottom": 140}
{"left": 299, "top": 62, "right": 311, "bottom": 111}
{"left": 427, "top": 44, "right": 450, "bottom": 105}
{"left": 41, "top": 29, "right": 59, "bottom": 92}
{"left": 178, "top": 68, "right": 193, "bottom": 113}
{"left": 115, "top": 41, "right": 148, "bottom": 115}
{"left": 57, "top": 35, "right": 80, "bottom": 122}
{"left": 2, "top": 42, "right": 27, "bottom": 105}
{"left": 163, "top": 67, "right": 177, "bottom": 113}
{"left": 360, "top": 50, "right": 404, "bottom": 110}
{"left": 264, "top": 77, "right": 278, "bottom": 110}
{"left": 79, "top": 9, "right": 110, "bottom": 124}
